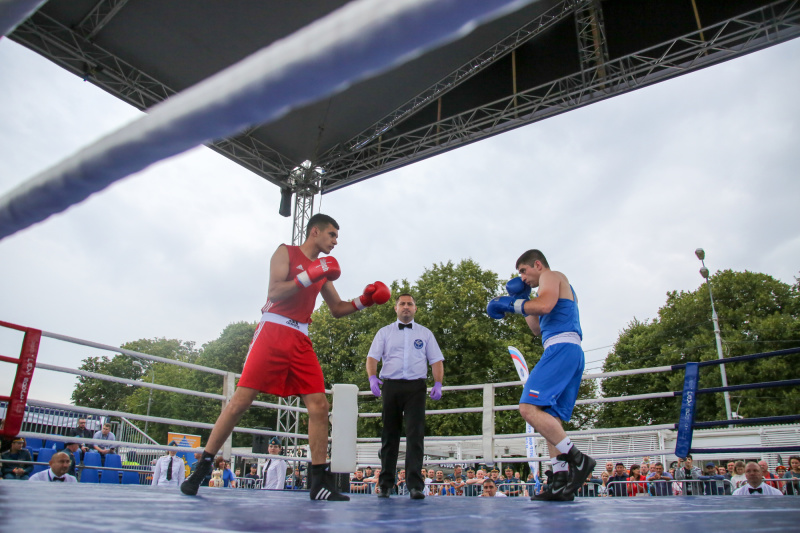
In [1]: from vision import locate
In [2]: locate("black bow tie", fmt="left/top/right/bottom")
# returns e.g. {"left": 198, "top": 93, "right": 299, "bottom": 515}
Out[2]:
{"left": 52, "top": 477, "right": 65, "bottom": 482}
{"left": 399, "top": 323, "right": 412, "bottom": 330}
{"left": 749, "top": 487, "right": 762, "bottom": 494}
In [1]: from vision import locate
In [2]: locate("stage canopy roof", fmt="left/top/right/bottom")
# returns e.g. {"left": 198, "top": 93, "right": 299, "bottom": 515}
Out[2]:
{"left": 8, "top": 0, "right": 800, "bottom": 201}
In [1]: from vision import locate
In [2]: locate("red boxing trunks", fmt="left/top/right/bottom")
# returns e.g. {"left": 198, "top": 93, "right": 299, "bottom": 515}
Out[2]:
{"left": 238, "top": 319, "right": 325, "bottom": 397}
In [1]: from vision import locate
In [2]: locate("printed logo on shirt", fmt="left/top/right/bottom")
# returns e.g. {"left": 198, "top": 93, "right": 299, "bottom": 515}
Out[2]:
{"left": 414, "top": 339, "right": 424, "bottom": 349}
{"left": 297, "top": 265, "right": 304, "bottom": 270}
{"left": 286, "top": 319, "right": 300, "bottom": 330}
{"left": 528, "top": 390, "right": 540, "bottom": 398}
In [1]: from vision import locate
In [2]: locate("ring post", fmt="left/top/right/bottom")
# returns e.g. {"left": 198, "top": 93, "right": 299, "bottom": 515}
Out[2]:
{"left": 675, "top": 362, "right": 699, "bottom": 458}
{"left": 0, "top": 322, "right": 41, "bottom": 438}
{"left": 330, "top": 383, "right": 357, "bottom": 473}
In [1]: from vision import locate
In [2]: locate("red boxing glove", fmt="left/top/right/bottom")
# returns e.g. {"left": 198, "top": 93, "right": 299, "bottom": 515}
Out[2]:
{"left": 351, "top": 281, "right": 391, "bottom": 310}
{"left": 352, "top": 284, "right": 377, "bottom": 310}
{"left": 371, "top": 281, "right": 391, "bottom": 305}
{"left": 295, "top": 256, "right": 341, "bottom": 288}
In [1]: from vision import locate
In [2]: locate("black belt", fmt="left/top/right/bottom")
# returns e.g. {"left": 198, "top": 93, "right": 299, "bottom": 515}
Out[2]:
{"left": 382, "top": 378, "right": 426, "bottom": 383}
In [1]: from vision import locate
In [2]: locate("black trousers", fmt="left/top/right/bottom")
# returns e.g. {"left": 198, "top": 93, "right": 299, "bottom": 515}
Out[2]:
{"left": 378, "top": 379, "right": 427, "bottom": 492}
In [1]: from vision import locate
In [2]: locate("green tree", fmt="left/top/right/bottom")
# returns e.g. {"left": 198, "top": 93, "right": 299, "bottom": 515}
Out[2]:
{"left": 598, "top": 270, "right": 800, "bottom": 428}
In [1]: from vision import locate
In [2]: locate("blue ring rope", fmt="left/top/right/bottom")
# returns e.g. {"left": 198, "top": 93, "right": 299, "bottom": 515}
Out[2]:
{"left": 692, "top": 414, "right": 800, "bottom": 429}
{"left": 672, "top": 346, "right": 800, "bottom": 370}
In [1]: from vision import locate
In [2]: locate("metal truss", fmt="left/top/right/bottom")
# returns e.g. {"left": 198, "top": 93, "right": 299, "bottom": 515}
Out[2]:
{"left": 574, "top": 0, "right": 609, "bottom": 85}
{"left": 338, "top": 0, "right": 583, "bottom": 153}
{"left": 9, "top": 10, "right": 297, "bottom": 187}
{"left": 318, "top": 0, "right": 800, "bottom": 192}
{"left": 75, "top": 0, "right": 130, "bottom": 40}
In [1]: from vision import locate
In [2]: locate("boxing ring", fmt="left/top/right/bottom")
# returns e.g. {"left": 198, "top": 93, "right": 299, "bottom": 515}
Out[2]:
{"left": 2, "top": 319, "right": 799, "bottom": 532}
{"left": 1, "top": 0, "right": 799, "bottom": 530}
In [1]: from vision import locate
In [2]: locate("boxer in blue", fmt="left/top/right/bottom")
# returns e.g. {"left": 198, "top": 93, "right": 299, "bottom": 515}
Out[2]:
{"left": 487, "top": 249, "right": 596, "bottom": 501}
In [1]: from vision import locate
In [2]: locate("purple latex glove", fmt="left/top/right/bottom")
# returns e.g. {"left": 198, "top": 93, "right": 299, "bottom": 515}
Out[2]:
{"left": 369, "top": 375, "right": 383, "bottom": 397}
{"left": 430, "top": 381, "right": 443, "bottom": 401}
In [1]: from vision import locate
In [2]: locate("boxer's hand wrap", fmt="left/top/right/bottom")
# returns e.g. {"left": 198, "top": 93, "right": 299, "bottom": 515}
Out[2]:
{"left": 430, "top": 382, "right": 443, "bottom": 401}
{"left": 295, "top": 256, "right": 341, "bottom": 288}
{"left": 506, "top": 277, "right": 531, "bottom": 300}
{"left": 369, "top": 375, "right": 383, "bottom": 397}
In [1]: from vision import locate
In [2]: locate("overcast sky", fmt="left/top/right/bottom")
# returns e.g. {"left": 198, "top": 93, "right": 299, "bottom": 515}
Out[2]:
{"left": 1, "top": 34, "right": 798, "bottom": 407}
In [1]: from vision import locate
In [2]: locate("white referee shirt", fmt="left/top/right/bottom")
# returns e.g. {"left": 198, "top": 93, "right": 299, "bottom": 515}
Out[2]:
{"left": 28, "top": 469, "right": 77, "bottom": 483}
{"left": 367, "top": 321, "right": 444, "bottom": 380}
{"left": 152, "top": 454, "right": 185, "bottom": 487}
{"left": 732, "top": 482, "right": 783, "bottom": 495}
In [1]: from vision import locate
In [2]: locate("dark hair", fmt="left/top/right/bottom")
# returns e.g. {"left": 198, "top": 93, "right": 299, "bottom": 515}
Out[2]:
{"left": 629, "top": 464, "right": 640, "bottom": 476}
{"left": 395, "top": 292, "right": 415, "bottom": 303}
{"left": 615, "top": 462, "right": 625, "bottom": 468}
{"left": 516, "top": 249, "right": 549, "bottom": 269}
{"left": 305, "top": 213, "right": 338, "bottom": 238}
{"left": 685, "top": 454, "right": 693, "bottom": 460}
{"left": 789, "top": 455, "right": 800, "bottom": 464}
{"left": 654, "top": 462, "right": 664, "bottom": 468}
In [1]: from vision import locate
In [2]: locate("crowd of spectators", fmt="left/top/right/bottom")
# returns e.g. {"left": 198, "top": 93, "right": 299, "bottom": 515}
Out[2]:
{"left": 341, "top": 455, "right": 800, "bottom": 497}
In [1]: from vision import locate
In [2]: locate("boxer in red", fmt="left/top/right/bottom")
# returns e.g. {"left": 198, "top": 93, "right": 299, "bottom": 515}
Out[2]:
{"left": 181, "top": 213, "right": 390, "bottom": 500}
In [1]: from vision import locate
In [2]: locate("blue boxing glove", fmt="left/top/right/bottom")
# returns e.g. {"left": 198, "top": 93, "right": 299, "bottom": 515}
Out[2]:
{"left": 486, "top": 296, "right": 529, "bottom": 319}
{"left": 506, "top": 277, "right": 531, "bottom": 300}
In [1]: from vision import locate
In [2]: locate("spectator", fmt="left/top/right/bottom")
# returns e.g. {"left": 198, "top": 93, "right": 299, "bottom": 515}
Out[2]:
{"left": 289, "top": 467, "right": 304, "bottom": 490}
{"left": 726, "top": 461, "right": 736, "bottom": 478}
{"left": 422, "top": 468, "right": 433, "bottom": 496}
{"left": 92, "top": 423, "right": 116, "bottom": 465}
{"left": 151, "top": 443, "right": 186, "bottom": 488}
{"left": 367, "top": 467, "right": 382, "bottom": 493}
{"left": 627, "top": 464, "right": 647, "bottom": 496}
{"left": 603, "top": 461, "right": 614, "bottom": 479}
{"left": 729, "top": 460, "right": 747, "bottom": 490}
{"left": 640, "top": 462, "right": 650, "bottom": 479}
{"left": 756, "top": 460, "right": 778, "bottom": 488}
{"left": 432, "top": 470, "right": 446, "bottom": 496}
{"left": 68, "top": 418, "right": 94, "bottom": 459}
{"left": 732, "top": 462, "right": 783, "bottom": 496}
{"left": 28, "top": 451, "right": 77, "bottom": 483}
{"left": 363, "top": 465, "right": 374, "bottom": 480}
{"left": 214, "top": 457, "right": 236, "bottom": 488}
{"left": 480, "top": 478, "right": 507, "bottom": 497}
{"left": 449, "top": 474, "right": 466, "bottom": 496}
{"left": 608, "top": 463, "right": 629, "bottom": 497}
{"left": 774, "top": 465, "right": 787, "bottom": 493}
{"left": 577, "top": 473, "right": 602, "bottom": 497}
{"left": 784, "top": 456, "right": 800, "bottom": 496}
{"left": 647, "top": 462, "right": 673, "bottom": 497}
{"left": 243, "top": 464, "right": 260, "bottom": 488}
{"left": 190, "top": 452, "right": 212, "bottom": 488}
{"left": 501, "top": 467, "right": 521, "bottom": 497}
{"left": 448, "top": 465, "right": 463, "bottom": 481}
{"left": 1, "top": 437, "right": 33, "bottom": 480}
{"left": 758, "top": 460, "right": 780, "bottom": 489}
{"left": 64, "top": 442, "right": 80, "bottom": 478}
{"left": 598, "top": 471, "right": 611, "bottom": 496}
{"left": 261, "top": 437, "right": 287, "bottom": 490}
{"left": 718, "top": 466, "right": 728, "bottom": 476}
{"left": 464, "top": 469, "right": 481, "bottom": 497}
{"left": 699, "top": 462, "right": 729, "bottom": 495}
{"left": 675, "top": 455, "right": 702, "bottom": 496}
{"left": 395, "top": 468, "right": 407, "bottom": 495}
{"left": 350, "top": 469, "right": 368, "bottom": 494}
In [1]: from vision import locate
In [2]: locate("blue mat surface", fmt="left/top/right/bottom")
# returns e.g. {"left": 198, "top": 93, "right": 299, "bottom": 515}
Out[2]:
{"left": 1, "top": 483, "right": 798, "bottom": 532}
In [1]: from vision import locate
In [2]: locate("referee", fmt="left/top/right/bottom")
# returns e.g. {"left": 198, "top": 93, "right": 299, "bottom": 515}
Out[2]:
{"left": 366, "top": 293, "right": 444, "bottom": 500}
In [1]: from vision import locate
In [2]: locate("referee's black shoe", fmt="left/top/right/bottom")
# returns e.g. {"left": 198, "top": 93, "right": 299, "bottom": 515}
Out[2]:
{"left": 377, "top": 486, "right": 391, "bottom": 498}
{"left": 309, "top": 463, "right": 349, "bottom": 501}
{"left": 532, "top": 470, "right": 574, "bottom": 501}
{"left": 560, "top": 446, "right": 596, "bottom": 496}
{"left": 180, "top": 457, "right": 213, "bottom": 496}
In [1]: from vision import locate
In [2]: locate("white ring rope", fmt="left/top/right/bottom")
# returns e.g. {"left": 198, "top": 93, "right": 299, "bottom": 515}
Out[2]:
{"left": 25, "top": 398, "right": 309, "bottom": 442}
{"left": 0, "top": 0, "right": 535, "bottom": 240}
{"left": 0, "top": 0, "right": 45, "bottom": 37}
{"left": 41, "top": 330, "right": 231, "bottom": 376}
